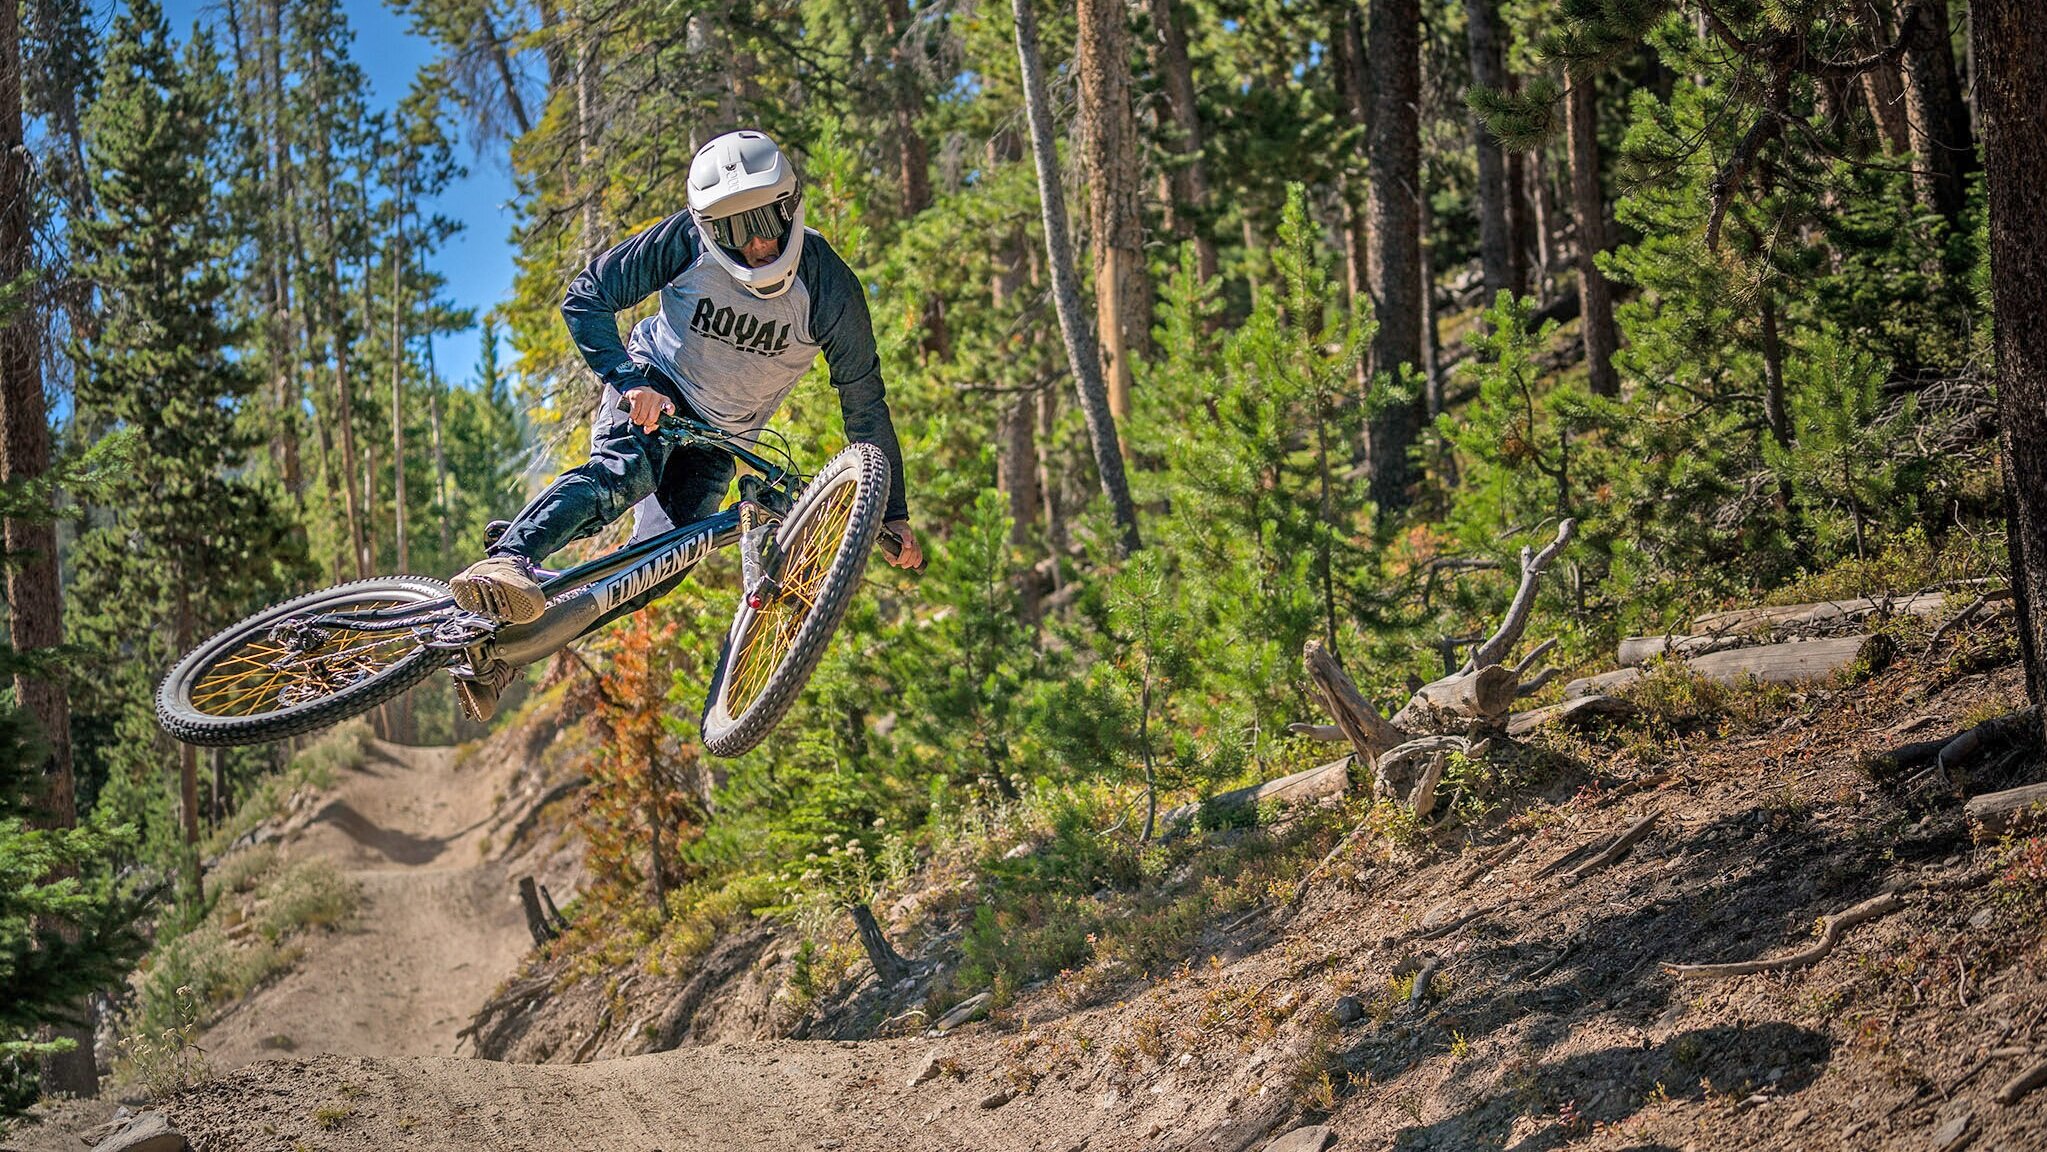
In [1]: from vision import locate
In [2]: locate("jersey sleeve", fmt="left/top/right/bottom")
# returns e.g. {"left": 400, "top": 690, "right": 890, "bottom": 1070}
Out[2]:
{"left": 561, "top": 211, "right": 701, "bottom": 401}
{"left": 807, "top": 239, "right": 911, "bottom": 523}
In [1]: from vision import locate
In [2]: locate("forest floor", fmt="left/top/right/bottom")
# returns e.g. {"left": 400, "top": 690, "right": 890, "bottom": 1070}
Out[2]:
{"left": 15, "top": 625, "right": 2047, "bottom": 1152}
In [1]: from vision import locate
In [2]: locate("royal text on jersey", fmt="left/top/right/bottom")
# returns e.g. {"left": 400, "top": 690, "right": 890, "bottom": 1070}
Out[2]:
{"left": 689, "top": 298, "right": 793, "bottom": 356}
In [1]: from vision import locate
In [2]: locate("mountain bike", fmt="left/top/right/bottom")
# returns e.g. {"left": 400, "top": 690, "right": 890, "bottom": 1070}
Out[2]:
{"left": 155, "top": 406, "right": 914, "bottom": 758}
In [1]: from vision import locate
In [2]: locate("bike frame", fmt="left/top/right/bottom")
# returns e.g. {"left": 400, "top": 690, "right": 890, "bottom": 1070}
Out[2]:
{"left": 305, "top": 415, "right": 793, "bottom": 676}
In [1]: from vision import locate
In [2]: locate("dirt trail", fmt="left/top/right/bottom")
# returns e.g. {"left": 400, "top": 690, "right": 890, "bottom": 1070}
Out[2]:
{"left": 200, "top": 740, "right": 531, "bottom": 1071}
{"left": 165, "top": 1040, "right": 1167, "bottom": 1152}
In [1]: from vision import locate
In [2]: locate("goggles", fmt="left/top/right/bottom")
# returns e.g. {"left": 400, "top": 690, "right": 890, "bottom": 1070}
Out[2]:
{"left": 705, "top": 194, "right": 799, "bottom": 251}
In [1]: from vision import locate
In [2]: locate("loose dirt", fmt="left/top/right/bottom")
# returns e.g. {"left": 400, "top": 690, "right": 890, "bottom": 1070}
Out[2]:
{"left": 198, "top": 740, "right": 531, "bottom": 1070}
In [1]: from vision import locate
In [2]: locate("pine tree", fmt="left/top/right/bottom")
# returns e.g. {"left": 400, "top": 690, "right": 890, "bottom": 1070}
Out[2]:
{"left": 66, "top": 0, "right": 307, "bottom": 904}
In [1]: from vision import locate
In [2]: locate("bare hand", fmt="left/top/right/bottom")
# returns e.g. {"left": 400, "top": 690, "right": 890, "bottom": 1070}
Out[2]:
{"left": 621, "top": 386, "right": 676, "bottom": 434}
{"left": 883, "top": 520, "right": 923, "bottom": 570}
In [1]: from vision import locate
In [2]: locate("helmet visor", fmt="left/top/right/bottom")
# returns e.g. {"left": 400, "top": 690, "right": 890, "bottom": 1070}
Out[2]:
{"left": 705, "top": 195, "right": 799, "bottom": 251}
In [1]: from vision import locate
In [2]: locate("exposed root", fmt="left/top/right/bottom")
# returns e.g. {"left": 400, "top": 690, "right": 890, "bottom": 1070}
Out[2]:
{"left": 1664, "top": 891, "right": 1904, "bottom": 980}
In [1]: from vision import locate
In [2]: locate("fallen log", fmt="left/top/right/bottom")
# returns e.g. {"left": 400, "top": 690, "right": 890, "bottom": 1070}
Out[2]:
{"left": 1995, "top": 1058, "right": 2047, "bottom": 1106}
{"left": 1967, "top": 782, "right": 2047, "bottom": 840}
{"left": 1616, "top": 634, "right": 1744, "bottom": 667}
{"left": 1691, "top": 592, "right": 1947, "bottom": 635}
{"left": 1665, "top": 892, "right": 1904, "bottom": 979}
{"left": 1564, "top": 636, "right": 1871, "bottom": 699}
{"left": 1159, "top": 758, "right": 1350, "bottom": 833}
{"left": 1683, "top": 635, "right": 1872, "bottom": 684}
{"left": 1507, "top": 694, "right": 1636, "bottom": 736}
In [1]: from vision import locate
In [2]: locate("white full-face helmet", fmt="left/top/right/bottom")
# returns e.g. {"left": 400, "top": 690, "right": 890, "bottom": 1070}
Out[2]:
{"left": 687, "top": 130, "right": 805, "bottom": 300}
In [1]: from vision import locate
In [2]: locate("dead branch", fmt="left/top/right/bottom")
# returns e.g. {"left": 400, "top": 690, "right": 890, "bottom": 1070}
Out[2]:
{"left": 1466, "top": 519, "right": 1576, "bottom": 673}
{"left": 1563, "top": 812, "right": 1661, "bottom": 882}
{"left": 1516, "top": 667, "right": 1562, "bottom": 697}
{"left": 1454, "top": 835, "right": 1528, "bottom": 890}
{"left": 1514, "top": 637, "right": 1559, "bottom": 676}
{"left": 1410, "top": 752, "right": 1449, "bottom": 820}
{"left": 1996, "top": 1059, "right": 2047, "bottom": 1106}
{"left": 1304, "top": 640, "right": 1405, "bottom": 761}
{"left": 1409, "top": 957, "right": 1440, "bottom": 1010}
{"left": 1925, "top": 590, "right": 1996, "bottom": 652}
{"left": 1286, "top": 722, "right": 1346, "bottom": 742}
{"left": 1665, "top": 891, "right": 1904, "bottom": 979}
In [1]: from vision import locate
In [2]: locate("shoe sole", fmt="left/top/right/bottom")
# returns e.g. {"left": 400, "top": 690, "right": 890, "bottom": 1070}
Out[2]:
{"left": 451, "top": 575, "right": 548, "bottom": 626}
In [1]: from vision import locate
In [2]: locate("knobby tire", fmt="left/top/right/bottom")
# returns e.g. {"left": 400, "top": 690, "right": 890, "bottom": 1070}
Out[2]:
{"left": 700, "top": 443, "right": 890, "bottom": 757}
{"left": 157, "top": 575, "right": 451, "bottom": 747}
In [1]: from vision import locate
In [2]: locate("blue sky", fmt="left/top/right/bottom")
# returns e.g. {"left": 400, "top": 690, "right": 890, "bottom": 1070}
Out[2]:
{"left": 161, "top": 0, "right": 518, "bottom": 381}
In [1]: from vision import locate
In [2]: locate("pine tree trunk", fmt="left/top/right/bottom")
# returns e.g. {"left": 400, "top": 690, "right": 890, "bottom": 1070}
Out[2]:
{"left": 312, "top": 47, "right": 368, "bottom": 580}
{"left": 1974, "top": 0, "right": 2047, "bottom": 739}
{"left": 1566, "top": 74, "right": 1619, "bottom": 397}
{"left": 1857, "top": 1, "right": 1914, "bottom": 154}
{"left": 389, "top": 189, "right": 408, "bottom": 579}
{"left": 477, "top": 10, "right": 532, "bottom": 136}
{"left": 1902, "top": 0, "right": 1971, "bottom": 227}
{"left": 1505, "top": 149, "right": 1533, "bottom": 300}
{"left": 1366, "top": 0, "right": 1422, "bottom": 513}
{"left": 1465, "top": 0, "right": 1516, "bottom": 302}
{"left": 1011, "top": 0, "right": 1141, "bottom": 554}
{"left": 1146, "top": 0, "right": 1217, "bottom": 284}
{"left": 1532, "top": 149, "right": 1558, "bottom": 305}
{"left": 3, "top": 0, "right": 96, "bottom": 1097}
{"left": 1334, "top": 5, "right": 1371, "bottom": 379}
{"left": 1078, "top": 0, "right": 1150, "bottom": 424}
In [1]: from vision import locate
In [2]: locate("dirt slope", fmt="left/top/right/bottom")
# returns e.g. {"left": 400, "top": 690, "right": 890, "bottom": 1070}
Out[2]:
{"left": 199, "top": 740, "right": 532, "bottom": 1070}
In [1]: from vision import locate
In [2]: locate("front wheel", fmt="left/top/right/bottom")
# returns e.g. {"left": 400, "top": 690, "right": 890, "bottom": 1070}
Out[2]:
{"left": 701, "top": 443, "right": 890, "bottom": 757}
{"left": 157, "top": 576, "right": 452, "bottom": 747}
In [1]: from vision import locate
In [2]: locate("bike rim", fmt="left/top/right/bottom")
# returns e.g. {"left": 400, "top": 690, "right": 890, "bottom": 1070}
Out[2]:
{"left": 184, "top": 598, "right": 424, "bottom": 718}
{"left": 722, "top": 478, "right": 860, "bottom": 719}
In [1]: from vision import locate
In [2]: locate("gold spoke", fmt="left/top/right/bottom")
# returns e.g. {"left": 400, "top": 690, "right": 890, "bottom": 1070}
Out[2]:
{"left": 186, "top": 597, "right": 424, "bottom": 719}
{"left": 721, "top": 478, "right": 864, "bottom": 718}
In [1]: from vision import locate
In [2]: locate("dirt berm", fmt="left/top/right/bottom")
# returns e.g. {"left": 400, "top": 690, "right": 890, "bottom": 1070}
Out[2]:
{"left": 97, "top": 640, "right": 2047, "bottom": 1149}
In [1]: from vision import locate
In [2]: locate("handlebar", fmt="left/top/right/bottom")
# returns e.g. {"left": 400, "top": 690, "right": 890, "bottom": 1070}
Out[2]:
{"left": 616, "top": 395, "right": 926, "bottom": 575}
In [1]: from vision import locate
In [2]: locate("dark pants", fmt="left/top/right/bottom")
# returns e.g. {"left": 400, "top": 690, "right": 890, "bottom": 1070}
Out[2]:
{"left": 491, "top": 381, "right": 735, "bottom": 564}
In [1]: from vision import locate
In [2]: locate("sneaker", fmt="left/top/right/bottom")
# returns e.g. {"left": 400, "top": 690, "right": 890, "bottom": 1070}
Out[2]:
{"left": 451, "top": 555, "right": 547, "bottom": 625}
{"left": 454, "top": 661, "right": 519, "bottom": 723}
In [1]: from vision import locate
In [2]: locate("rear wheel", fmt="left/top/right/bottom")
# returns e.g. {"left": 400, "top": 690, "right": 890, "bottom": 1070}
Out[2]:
{"left": 701, "top": 443, "right": 889, "bottom": 757}
{"left": 157, "top": 576, "right": 452, "bottom": 747}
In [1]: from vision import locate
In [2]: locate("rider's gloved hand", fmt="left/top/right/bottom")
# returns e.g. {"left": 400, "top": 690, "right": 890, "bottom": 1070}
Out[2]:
{"left": 883, "top": 520, "right": 922, "bottom": 570}
{"left": 621, "top": 385, "right": 677, "bottom": 434}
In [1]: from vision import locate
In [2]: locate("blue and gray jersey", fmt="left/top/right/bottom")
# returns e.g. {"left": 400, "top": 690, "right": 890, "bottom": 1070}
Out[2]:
{"left": 561, "top": 212, "right": 910, "bottom": 522}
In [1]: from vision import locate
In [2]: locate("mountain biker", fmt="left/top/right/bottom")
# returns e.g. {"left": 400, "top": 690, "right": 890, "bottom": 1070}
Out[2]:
{"left": 449, "top": 129, "right": 921, "bottom": 721}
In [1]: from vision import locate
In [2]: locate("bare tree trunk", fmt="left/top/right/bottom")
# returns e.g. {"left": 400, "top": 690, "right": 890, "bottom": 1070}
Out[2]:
{"left": 849, "top": 903, "right": 911, "bottom": 985}
{"left": 312, "top": 47, "right": 368, "bottom": 579}
{"left": 1366, "top": 0, "right": 1423, "bottom": 513}
{"left": 1145, "top": 0, "right": 1217, "bottom": 283}
{"left": 1566, "top": 73, "right": 1619, "bottom": 397}
{"left": 1011, "top": 0, "right": 1141, "bottom": 554}
{"left": 1078, "top": 0, "right": 1151, "bottom": 426}
{"left": 1465, "top": 0, "right": 1516, "bottom": 302}
{"left": 1975, "top": 0, "right": 2047, "bottom": 739}
{"left": 1902, "top": 0, "right": 1971, "bottom": 227}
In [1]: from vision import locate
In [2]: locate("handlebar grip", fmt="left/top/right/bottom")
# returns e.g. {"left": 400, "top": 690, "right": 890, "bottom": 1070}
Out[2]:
{"left": 878, "top": 527, "right": 927, "bottom": 574}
